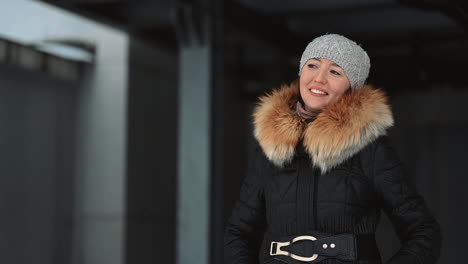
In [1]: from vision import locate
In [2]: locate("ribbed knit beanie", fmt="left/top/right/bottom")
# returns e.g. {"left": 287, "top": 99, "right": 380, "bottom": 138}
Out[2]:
{"left": 298, "top": 34, "right": 370, "bottom": 89}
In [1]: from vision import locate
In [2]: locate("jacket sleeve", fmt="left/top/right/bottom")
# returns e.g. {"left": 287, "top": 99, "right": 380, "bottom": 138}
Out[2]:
{"left": 372, "top": 137, "right": 442, "bottom": 264}
{"left": 224, "top": 144, "right": 267, "bottom": 264}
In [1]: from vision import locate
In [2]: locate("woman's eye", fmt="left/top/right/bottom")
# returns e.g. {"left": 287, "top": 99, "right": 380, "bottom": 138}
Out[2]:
{"left": 308, "top": 64, "right": 318, "bottom": 69}
{"left": 330, "top": 70, "right": 341, "bottom": 76}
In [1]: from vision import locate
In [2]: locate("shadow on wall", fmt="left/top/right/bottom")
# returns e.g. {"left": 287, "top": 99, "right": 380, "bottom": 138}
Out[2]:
{"left": 386, "top": 87, "right": 468, "bottom": 264}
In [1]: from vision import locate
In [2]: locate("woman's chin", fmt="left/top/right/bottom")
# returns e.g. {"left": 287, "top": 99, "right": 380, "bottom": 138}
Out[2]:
{"left": 303, "top": 100, "right": 327, "bottom": 110}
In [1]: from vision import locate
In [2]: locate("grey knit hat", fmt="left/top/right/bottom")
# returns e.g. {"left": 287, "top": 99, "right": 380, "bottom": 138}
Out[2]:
{"left": 298, "top": 33, "right": 370, "bottom": 89}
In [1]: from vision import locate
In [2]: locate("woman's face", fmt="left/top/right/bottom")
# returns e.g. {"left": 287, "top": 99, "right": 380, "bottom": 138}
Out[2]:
{"left": 299, "top": 58, "right": 351, "bottom": 110}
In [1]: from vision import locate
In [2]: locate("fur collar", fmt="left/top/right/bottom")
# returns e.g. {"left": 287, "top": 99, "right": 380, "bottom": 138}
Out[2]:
{"left": 253, "top": 80, "right": 394, "bottom": 173}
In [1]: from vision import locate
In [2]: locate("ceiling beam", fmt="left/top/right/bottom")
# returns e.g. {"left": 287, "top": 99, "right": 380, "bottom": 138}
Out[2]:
{"left": 41, "top": 0, "right": 308, "bottom": 56}
{"left": 398, "top": 0, "right": 468, "bottom": 30}
{"left": 261, "top": 2, "right": 399, "bottom": 17}
{"left": 224, "top": 0, "right": 307, "bottom": 56}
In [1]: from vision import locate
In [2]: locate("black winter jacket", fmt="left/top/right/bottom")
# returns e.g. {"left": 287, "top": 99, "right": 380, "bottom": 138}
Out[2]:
{"left": 224, "top": 82, "right": 442, "bottom": 264}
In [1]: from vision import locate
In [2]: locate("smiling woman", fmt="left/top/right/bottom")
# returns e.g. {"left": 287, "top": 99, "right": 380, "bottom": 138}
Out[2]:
{"left": 224, "top": 33, "right": 442, "bottom": 264}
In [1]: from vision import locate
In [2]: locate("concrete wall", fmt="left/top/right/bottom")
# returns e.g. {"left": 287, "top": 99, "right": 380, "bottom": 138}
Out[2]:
{"left": 0, "top": 1, "right": 129, "bottom": 264}
{"left": 0, "top": 64, "right": 78, "bottom": 264}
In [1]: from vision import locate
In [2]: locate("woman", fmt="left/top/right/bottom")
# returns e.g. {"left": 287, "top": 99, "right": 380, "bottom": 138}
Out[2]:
{"left": 224, "top": 34, "right": 442, "bottom": 264}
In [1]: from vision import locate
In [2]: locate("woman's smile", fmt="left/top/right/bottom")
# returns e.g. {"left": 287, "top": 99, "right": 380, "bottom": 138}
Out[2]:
{"left": 308, "top": 87, "right": 328, "bottom": 96}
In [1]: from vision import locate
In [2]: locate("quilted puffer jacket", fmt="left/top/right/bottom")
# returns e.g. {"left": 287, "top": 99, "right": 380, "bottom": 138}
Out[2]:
{"left": 224, "top": 81, "right": 442, "bottom": 264}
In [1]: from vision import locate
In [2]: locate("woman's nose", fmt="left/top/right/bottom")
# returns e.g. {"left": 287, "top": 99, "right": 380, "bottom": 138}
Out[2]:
{"left": 313, "top": 69, "right": 327, "bottom": 84}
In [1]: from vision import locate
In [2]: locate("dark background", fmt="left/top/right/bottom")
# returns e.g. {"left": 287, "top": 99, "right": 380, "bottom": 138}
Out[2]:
{"left": 2, "top": 0, "right": 467, "bottom": 263}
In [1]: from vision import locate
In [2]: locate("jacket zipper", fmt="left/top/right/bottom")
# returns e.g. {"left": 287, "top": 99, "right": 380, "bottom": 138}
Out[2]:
{"left": 312, "top": 166, "right": 320, "bottom": 230}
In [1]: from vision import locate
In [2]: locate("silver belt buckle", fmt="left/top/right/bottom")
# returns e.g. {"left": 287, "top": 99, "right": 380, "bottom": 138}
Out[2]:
{"left": 270, "top": 235, "right": 318, "bottom": 262}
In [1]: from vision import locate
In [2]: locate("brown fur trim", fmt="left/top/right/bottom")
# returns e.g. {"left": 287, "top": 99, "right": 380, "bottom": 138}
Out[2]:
{"left": 253, "top": 80, "right": 305, "bottom": 167}
{"left": 253, "top": 80, "right": 394, "bottom": 173}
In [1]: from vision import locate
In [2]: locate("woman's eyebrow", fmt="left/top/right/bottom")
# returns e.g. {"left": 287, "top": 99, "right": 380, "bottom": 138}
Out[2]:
{"left": 311, "top": 58, "right": 341, "bottom": 68}
{"left": 314, "top": 58, "right": 340, "bottom": 67}
{"left": 331, "top": 63, "right": 342, "bottom": 68}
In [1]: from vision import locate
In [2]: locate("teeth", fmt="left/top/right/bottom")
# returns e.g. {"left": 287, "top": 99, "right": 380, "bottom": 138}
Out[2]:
{"left": 310, "top": 88, "right": 327, "bottom": 95}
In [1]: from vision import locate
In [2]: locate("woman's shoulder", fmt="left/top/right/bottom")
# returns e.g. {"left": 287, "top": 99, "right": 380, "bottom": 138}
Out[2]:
{"left": 356, "top": 135, "right": 396, "bottom": 174}
{"left": 359, "top": 135, "right": 394, "bottom": 154}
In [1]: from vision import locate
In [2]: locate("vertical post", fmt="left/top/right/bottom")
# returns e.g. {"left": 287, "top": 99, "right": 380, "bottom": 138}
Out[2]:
{"left": 175, "top": 0, "right": 220, "bottom": 263}
{"left": 177, "top": 45, "right": 211, "bottom": 263}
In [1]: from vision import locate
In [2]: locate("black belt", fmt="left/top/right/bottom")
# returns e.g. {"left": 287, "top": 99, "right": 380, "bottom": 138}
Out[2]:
{"left": 265, "top": 231, "right": 380, "bottom": 263}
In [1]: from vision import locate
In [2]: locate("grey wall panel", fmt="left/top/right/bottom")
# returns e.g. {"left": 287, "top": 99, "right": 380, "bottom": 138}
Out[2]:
{"left": 0, "top": 64, "right": 77, "bottom": 264}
